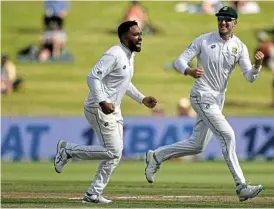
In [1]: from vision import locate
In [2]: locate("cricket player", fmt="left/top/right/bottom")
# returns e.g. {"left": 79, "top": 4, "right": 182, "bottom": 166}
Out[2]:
{"left": 145, "top": 6, "right": 264, "bottom": 202}
{"left": 54, "top": 21, "right": 157, "bottom": 204}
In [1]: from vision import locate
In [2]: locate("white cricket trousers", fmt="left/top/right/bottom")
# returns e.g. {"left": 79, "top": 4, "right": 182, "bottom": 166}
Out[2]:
{"left": 65, "top": 106, "right": 123, "bottom": 195}
{"left": 154, "top": 91, "right": 246, "bottom": 185}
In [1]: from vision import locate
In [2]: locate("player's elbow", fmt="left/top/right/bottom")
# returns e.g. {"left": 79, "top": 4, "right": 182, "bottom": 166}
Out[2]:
{"left": 173, "top": 58, "right": 188, "bottom": 73}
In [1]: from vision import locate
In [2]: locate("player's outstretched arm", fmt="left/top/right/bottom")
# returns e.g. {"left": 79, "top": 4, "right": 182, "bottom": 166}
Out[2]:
{"left": 126, "top": 82, "right": 146, "bottom": 104}
{"left": 239, "top": 44, "right": 264, "bottom": 83}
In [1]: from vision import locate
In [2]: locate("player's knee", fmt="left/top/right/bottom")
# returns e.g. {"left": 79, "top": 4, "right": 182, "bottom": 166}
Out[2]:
{"left": 222, "top": 130, "right": 235, "bottom": 142}
{"left": 194, "top": 146, "right": 203, "bottom": 154}
{"left": 188, "top": 140, "right": 204, "bottom": 154}
{"left": 109, "top": 146, "right": 123, "bottom": 159}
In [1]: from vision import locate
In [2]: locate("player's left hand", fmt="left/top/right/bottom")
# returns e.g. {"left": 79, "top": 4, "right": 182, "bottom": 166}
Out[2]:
{"left": 142, "top": 96, "right": 157, "bottom": 108}
{"left": 254, "top": 51, "right": 264, "bottom": 68}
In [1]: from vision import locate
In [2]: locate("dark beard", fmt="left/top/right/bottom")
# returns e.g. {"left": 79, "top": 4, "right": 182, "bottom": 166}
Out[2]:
{"left": 128, "top": 42, "right": 137, "bottom": 52}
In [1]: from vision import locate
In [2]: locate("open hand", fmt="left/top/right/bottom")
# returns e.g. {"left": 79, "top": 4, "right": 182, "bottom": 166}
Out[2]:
{"left": 254, "top": 51, "right": 264, "bottom": 68}
{"left": 142, "top": 96, "right": 157, "bottom": 108}
{"left": 185, "top": 67, "right": 204, "bottom": 78}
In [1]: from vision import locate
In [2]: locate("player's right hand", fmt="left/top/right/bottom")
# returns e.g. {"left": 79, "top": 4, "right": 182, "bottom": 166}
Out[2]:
{"left": 185, "top": 67, "right": 204, "bottom": 78}
{"left": 99, "top": 101, "right": 115, "bottom": 114}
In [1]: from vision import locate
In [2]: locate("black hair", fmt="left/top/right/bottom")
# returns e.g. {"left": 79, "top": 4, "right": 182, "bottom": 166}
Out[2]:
{"left": 117, "top": 20, "right": 138, "bottom": 41}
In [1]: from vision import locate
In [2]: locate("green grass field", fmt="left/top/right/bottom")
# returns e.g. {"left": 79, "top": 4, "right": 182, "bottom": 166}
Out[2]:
{"left": 1, "top": 1, "right": 274, "bottom": 116}
{"left": 1, "top": 161, "right": 274, "bottom": 208}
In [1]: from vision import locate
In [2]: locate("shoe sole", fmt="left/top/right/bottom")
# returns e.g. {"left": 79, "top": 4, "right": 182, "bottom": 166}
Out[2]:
{"left": 54, "top": 140, "right": 64, "bottom": 174}
{"left": 82, "top": 200, "right": 98, "bottom": 204}
{"left": 145, "top": 151, "right": 153, "bottom": 184}
{"left": 82, "top": 199, "right": 112, "bottom": 204}
{"left": 239, "top": 185, "right": 264, "bottom": 202}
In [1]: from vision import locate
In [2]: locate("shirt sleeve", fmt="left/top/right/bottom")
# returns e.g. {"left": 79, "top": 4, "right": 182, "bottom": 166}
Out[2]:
{"left": 173, "top": 36, "right": 202, "bottom": 74}
{"left": 87, "top": 54, "right": 116, "bottom": 103}
{"left": 238, "top": 44, "right": 261, "bottom": 83}
{"left": 126, "top": 82, "right": 145, "bottom": 104}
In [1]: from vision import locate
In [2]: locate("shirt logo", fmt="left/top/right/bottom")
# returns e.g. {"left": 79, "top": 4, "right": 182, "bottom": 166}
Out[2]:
{"left": 211, "top": 44, "right": 216, "bottom": 49}
{"left": 123, "top": 65, "right": 126, "bottom": 69}
{"left": 205, "top": 104, "right": 210, "bottom": 109}
{"left": 232, "top": 47, "right": 238, "bottom": 55}
{"left": 97, "top": 70, "right": 102, "bottom": 75}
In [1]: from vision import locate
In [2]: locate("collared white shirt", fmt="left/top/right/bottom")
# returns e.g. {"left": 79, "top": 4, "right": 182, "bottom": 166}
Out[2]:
{"left": 174, "top": 31, "right": 261, "bottom": 93}
{"left": 85, "top": 43, "right": 145, "bottom": 111}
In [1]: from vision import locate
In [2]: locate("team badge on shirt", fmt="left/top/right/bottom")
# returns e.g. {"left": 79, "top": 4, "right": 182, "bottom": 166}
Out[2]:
{"left": 232, "top": 47, "right": 238, "bottom": 55}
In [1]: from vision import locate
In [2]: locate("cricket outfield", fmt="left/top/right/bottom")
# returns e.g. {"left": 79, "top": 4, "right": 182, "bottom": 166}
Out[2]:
{"left": 2, "top": 161, "right": 274, "bottom": 208}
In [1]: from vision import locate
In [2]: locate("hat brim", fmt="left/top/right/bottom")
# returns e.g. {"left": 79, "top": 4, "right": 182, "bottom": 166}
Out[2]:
{"left": 215, "top": 13, "right": 237, "bottom": 19}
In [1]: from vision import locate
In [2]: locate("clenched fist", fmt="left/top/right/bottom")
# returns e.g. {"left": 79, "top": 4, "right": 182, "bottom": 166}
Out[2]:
{"left": 99, "top": 101, "right": 115, "bottom": 114}
{"left": 254, "top": 51, "right": 264, "bottom": 68}
{"left": 142, "top": 96, "right": 157, "bottom": 108}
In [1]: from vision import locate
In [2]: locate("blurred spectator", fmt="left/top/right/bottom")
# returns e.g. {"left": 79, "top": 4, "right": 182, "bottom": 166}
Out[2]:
{"left": 174, "top": 0, "right": 224, "bottom": 15}
{"left": 1, "top": 69, "right": 12, "bottom": 95}
{"left": 1, "top": 55, "right": 24, "bottom": 94}
{"left": 17, "top": 21, "right": 70, "bottom": 63}
{"left": 151, "top": 104, "right": 165, "bottom": 116}
{"left": 44, "top": 0, "right": 70, "bottom": 30}
{"left": 38, "top": 21, "right": 67, "bottom": 62}
{"left": 256, "top": 33, "right": 274, "bottom": 70}
{"left": 230, "top": 1, "right": 260, "bottom": 14}
{"left": 255, "top": 21, "right": 274, "bottom": 107}
{"left": 123, "top": 1, "right": 159, "bottom": 35}
{"left": 177, "top": 97, "right": 196, "bottom": 117}
{"left": 16, "top": 1, "right": 72, "bottom": 63}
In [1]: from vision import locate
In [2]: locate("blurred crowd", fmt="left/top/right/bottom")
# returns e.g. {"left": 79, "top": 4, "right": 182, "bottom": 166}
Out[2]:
{"left": 2, "top": 1, "right": 274, "bottom": 106}
{"left": 17, "top": 0, "right": 70, "bottom": 63}
{"left": 174, "top": 0, "right": 260, "bottom": 15}
{"left": 123, "top": 0, "right": 159, "bottom": 35}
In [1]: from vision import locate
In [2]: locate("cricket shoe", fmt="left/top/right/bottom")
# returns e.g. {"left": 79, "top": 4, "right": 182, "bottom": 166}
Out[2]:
{"left": 145, "top": 150, "right": 160, "bottom": 183}
{"left": 236, "top": 183, "right": 264, "bottom": 201}
{"left": 54, "top": 140, "right": 71, "bottom": 173}
{"left": 82, "top": 193, "right": 112, "bottom": 204}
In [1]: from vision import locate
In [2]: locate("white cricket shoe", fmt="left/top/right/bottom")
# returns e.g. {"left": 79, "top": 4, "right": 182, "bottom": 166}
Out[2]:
{"left": 54, "top": 140, "right": 70, "bottom": 173}
{"left": 236, "top": 183, "right": 264, "bottom": 201}
{"left": 82, "top": 193, "right": 112, "bottom": 204}
{"left": 145, "top": 150, "right": 160, "bottom": 183}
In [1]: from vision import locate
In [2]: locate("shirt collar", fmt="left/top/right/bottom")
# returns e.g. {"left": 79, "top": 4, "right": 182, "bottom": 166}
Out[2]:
{"left": 119, "top": 42, "right": 133, "bottom": 58}
{"left": 216, "top": 31, "right": 234, "bottom": 42}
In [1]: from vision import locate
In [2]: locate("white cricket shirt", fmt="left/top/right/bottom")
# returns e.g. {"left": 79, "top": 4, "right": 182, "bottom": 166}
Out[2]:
{"left": 85, "top": 43, "right": 145, "bottom": 111}
{"left": 174, "top": 31, "right": 261, "bottom": 93}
